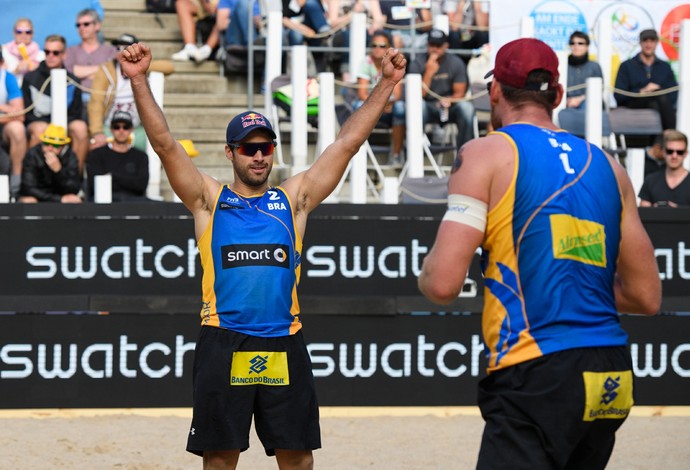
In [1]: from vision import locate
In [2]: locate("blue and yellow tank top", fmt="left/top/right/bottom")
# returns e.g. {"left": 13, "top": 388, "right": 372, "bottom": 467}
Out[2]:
{"left": 197, "top": 185, "right": 302, "bottom": 337}
{"left": 482, "top": 123, "right": 627, "bottom": 373}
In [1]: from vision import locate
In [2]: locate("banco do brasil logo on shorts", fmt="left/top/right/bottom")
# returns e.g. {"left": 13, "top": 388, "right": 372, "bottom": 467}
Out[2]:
{"left": 230, "top": 351, "right": 290, "bottom": 386}
{"left": 222, "top": 244, "right": 290, "bottom": 269}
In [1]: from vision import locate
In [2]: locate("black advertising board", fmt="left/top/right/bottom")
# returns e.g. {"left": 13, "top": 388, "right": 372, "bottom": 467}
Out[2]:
{"left": 0, "top": 204, "right": 686, "bottom": 313}
{"left": 0, "top": 313, "right": 687, "bottom": 408}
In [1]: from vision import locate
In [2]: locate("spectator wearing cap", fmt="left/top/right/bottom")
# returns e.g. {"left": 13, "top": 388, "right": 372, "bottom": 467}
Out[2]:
{"left": 0, "top": 48, "right": 28, "bottom": 199}
{"left": 408, "top": 28, "right": 475, "bottom": 152}
{"left": 614, "top": 28, "right": 678, "bottom": 130}
{"left": 63, "top": 8, "right": 118, "bottom": 103}
{"left": 22, "top": 34, "right": 89, "bottom": 174}
{"left": 18, "top": 123, "right": 82, "bottom": 203}
{"left": 85, "top": 110, "right": 150, "bottom": 202}
{"left": 88, "top": 34, "right": 174, "bottom": 151}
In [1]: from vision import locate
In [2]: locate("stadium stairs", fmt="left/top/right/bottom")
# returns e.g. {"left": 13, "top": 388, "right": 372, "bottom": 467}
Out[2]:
{"left": 101, "top": 0, "right": 269, "bottom": 201}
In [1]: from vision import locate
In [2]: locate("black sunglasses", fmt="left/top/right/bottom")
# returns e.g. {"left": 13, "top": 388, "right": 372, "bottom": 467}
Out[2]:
{"left": 230, "top": 141, "right": 277, "bottom": 156}
{"left": 44, "top": 49, "right": 63, "bottom": 56}
{"left": 111, "top": 124, "right": 132, "bottom": 131}
{"left": 15, "top": 29, "right": 33, "bottom": 34}
{"left": 665, "top": 148, "right": 686, "bottom": 155}
{"left": 76, "top": 21, "right": 94, "bottom": 28}
{"left": 486, "top": 81, "right": 492, "bottom": 93}
{"left": 569, "top": 41, "right": 587, "bottom": 46}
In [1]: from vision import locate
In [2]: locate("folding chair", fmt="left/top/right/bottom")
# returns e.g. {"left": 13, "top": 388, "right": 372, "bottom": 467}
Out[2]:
{"left": 608, "top": 107, "right": 663, "bottom": 151}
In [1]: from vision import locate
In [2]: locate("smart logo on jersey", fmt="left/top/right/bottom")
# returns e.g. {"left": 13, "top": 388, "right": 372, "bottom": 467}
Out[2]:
{"left": 550, "top": 214, "right": 606, "bottom": 267}
{"left": 221, "top": 244, "right": 290, "bottom": 269}
{"left": 230, "top": 351, "right": 290, "bottom": 386}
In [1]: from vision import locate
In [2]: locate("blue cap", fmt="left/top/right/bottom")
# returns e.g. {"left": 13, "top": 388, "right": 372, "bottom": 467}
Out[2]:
{"left": 226, "top": 111, "right": 276, "bottom": 143}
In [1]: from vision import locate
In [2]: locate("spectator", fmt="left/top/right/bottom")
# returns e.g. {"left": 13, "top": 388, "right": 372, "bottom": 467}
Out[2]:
{"left": 557, "top": 31, "right": 610, "bottom": 138}
{"left": 63, "top": 8, "right": 118, "bottom": 104}
{"left": 408, "top": 29, "right": 475, "bottom": 153}
{"left": 352, "top": 30, "right": 405, "bottom": 166}
{"left": 644, "top": 134, "right": 665, "bottom": 178}
{"left": 86, "top": 111, "right": 149, "bottom": 202}
{"left": 88, "top": 33, "right": 174, "bottom": 151}
{"left": 639, "top": 129, "right": 690, "bottom": 207}
{"left": 18, "top": 123, "right": 82, "bottom": 203}
{"left": 323, "top": 0, "right": 385, "bottom": 80}
{"left": 444, "top": 0, "right": 489, "bottom": 60}
{"left": 1, "top": 18, "right": 45, "bottom": 87}
{"left": 564, "top": 31, "right": 603, "bottom": 110}
{"left": 378, "top": 0, "right": 432, "bottom": 51}
{"left": 216, "top": 0, "right": 262, "bottom": 47}
{"left": 171, "top": 0, "right": 221, "bottom": 63}
{"left": 22, "top": 34, "right": 89, "bottom": 173}
{"left": 282, "top": 0, "right": 331, "bottom": 73}
{"left": 0, "top": 49, "right": 27, "bottom": 199}
{"left": 614, "top": 28, "right": 678, "bottom": 130}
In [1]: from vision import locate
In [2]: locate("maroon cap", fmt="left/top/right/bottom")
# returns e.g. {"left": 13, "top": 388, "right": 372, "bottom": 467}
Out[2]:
{"left": 485, "top": 38, "right": 560, "bottom": 91}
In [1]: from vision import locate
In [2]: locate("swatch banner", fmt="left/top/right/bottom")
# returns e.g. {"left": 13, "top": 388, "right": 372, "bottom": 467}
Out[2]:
{"left": 0, "top": 313, "right": 687, "bottom": 408}
{"left": 0, "top": 208, "right": 688, "bottom": 312}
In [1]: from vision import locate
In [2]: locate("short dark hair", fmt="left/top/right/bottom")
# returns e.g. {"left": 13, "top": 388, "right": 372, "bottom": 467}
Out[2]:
{"left": 569, "top": 31, "right": 590, "bottom": 45}
{"left": 370, "top": 29, "right": 393, "bottom": 46}
{"left": 499, "top": 70, "right": 558, "bottom": 114}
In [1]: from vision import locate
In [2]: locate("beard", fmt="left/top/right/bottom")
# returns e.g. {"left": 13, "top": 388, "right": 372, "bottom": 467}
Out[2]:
{"left": 234, "top": 160, "right": 273, "bottom": 187}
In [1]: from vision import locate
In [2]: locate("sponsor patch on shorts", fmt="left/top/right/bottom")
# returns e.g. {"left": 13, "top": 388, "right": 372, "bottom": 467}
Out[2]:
{"left": 582, "top": 370, "right": 633, "bottom": 421}
{"left": 230, "top": 351, "right": 290, "bottom": 386}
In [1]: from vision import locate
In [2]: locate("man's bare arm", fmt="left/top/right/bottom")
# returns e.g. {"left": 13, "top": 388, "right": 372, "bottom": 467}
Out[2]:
{"left": 612, "top": 162, "right": 661, "bottom": 314}
{"left": 282, "top": 48, "right": 407, "bottom": 223}
{"left": 120, "top": 43, "right": 216, "bottom": 216}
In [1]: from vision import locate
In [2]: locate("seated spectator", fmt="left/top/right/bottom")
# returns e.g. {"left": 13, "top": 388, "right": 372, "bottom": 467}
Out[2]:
{"left": 216, "top": 0, "right": 262, "bottom": 47}
{"left": 644, "top": 134, "right": 665, "bottom": 178}
{"left": 557, "top": 31, "right": 610, "bottom": 137}
{"left": 282, "top": 0, "right": 331, "bottom": 73}
{"left": 408, "top": 29, "right": 475, "bottom": 152}
{"left": 18, "top": 123, "right": 82, "bottom": 203}
{"left": 564, "top": 31, "right": 603, "bottom": 110}
{"left": 614, "top": 28, "right": 677, "bottom": 130}
{"left": 0, "top": 49, "right": 27, "bottom": 199}
{"left": 639, "top": 129, "right": 690, "bottom": 207}
{"left": 22, "top": 35, "right": 89, "bottom": 173}
{"left": 324, "top": 0, "right": 385, "bottom": 81}
{"left": 1, "top": 18, "right": 45, "bottom": 87}
{"left": 63, "top": 9, "right": 118, "bottom": 105}
{"left": 352, "top": 30, "right": 405, "bottom": 166}
{"left": 86, "top": 111, "right": 149, "bottom": 202}
{"left": 171, "top": 0, "right": 221, "bottom": 63}
{"left": 378, "top": 0, "right": 432, "bottom": 51}
{"left": 88, "top": 33, "right": 174, "bottom": 151}
{"left": 444, "top": 1, "right": 489, "bottom": 61}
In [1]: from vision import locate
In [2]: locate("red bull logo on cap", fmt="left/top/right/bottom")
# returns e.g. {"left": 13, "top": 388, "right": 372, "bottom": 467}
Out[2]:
{"left": 242, "top": 113, "right": 267, "bottom": 128}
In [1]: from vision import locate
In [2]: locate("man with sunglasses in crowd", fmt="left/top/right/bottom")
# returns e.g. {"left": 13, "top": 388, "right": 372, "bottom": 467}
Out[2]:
{"left": 85, "top": 110, "right": 149, "bottom": 202}
{"left": 22, "top": 34, "right": 89, "bottom": 174}
{"left": 119, "top": 42, "right": 406, "bottom": 468}
{"left": 639, "top": 129, "right": 690, "bottom": 207}
{"left": 64, "top": 9, "right": 117, "bottom": 105}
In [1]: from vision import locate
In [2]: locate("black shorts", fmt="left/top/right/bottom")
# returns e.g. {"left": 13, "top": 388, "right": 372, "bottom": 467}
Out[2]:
{"left": 477, "top": 346, "right": 633, "bottom": 470}
{"left": 186, "top": 326, "right": 321, "bottom": 457}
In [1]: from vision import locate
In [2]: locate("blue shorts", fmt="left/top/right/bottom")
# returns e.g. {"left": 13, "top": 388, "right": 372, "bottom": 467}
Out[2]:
{"left": 186, "top": 326, "right": 321, "bottom": 456}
